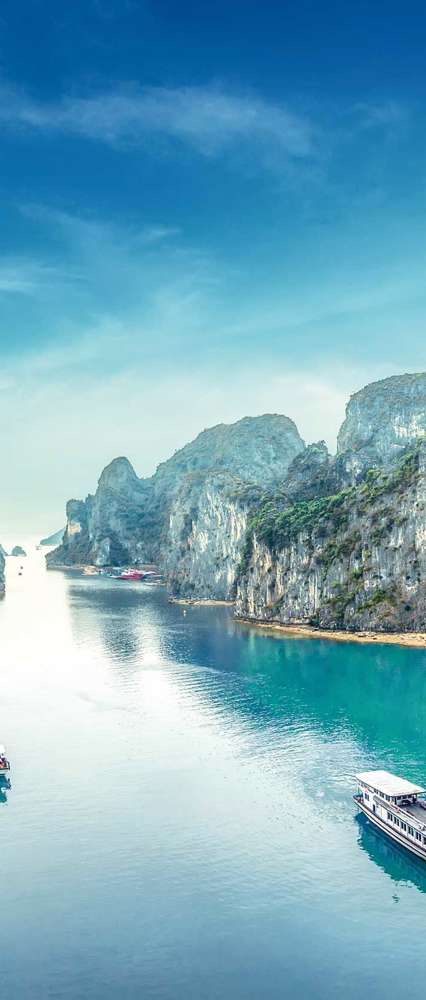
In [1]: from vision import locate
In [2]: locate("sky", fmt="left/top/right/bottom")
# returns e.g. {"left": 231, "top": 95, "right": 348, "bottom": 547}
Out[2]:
{"left": 0, "top": 0, "right": 425, "bottom": 533}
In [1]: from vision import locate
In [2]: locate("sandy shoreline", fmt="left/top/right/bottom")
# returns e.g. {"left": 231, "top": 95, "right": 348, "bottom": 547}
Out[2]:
{"left": 235, "top": 618, "right": 426, "bottom": 648}
{"left": 46, "top": 563, "right": 88, "bottom": 571}
{"left": 168, "top": 597, "right": 234, "bottom": 607}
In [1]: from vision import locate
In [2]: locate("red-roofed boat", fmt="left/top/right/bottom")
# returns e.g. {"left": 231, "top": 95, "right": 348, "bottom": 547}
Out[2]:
{"left": 117, "top": 569, "right": 147, "bottom": 581}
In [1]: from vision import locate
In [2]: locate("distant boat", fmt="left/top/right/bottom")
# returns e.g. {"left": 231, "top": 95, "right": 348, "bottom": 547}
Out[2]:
{"left": 354, "top": 770, "right": 426, "bottom": 861}
{"left": 0, "top": 745, "right": 10, "bottom": 778}
{"left": 117, "top": 569, "right": 147, "bottom": 581}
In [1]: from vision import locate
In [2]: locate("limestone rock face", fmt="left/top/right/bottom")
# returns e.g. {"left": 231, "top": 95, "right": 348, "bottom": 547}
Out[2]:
{"left": 337, "top": 372, "right": 426, "bottom": 483}
{"left": 47, "top": 373, "right": 426, "bottom": 631}
{"left": 48, "top": 415, "right": 305, "bottom": 575}
{"left": 163, "top": 473, "right": 255, "bottom": 600}
{"left": 48, "top": 458, "right": 152, "bottom": 567}
{"left": 155, "top": 415, "right": 304, "bottom": 597}
{"left": 86, "top": 458, "right": 151, "bottom": 567}
{"left": 236, "top": 441, "right": 426, "bottom": 631}
{"left": 284, "top": 441, "right": 339, "bottom": 501}
{"left": 11, "top": 546, "right": 26, "bottom": 557}
{"left": 153, "top": 414, "right": 304, "bottom": 493}
{"left": 47, "top": 498, "right": 93, "bottom": 566}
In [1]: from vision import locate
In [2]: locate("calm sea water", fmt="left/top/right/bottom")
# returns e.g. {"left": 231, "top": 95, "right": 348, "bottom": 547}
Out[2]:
{"left": 1, "top": 547, "right": 426, "bottom": 998}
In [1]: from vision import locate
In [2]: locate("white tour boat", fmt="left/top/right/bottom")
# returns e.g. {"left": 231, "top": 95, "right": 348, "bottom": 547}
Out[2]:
{"left": 354, "top": 770, "right": 426, "bottom": 861}
{"left": 0, "top": 745, "right": 10, "bottom": 778}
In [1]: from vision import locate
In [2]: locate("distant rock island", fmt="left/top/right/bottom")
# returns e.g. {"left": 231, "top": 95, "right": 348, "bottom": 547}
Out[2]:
{"left": 11, "top": 546, "right": 27, "bottom": 557}
{"left": 39, "top": 528, "right": 65, "bottom": 547}
{"left": 47, "top": 372, "right": 426, "bottom": 634}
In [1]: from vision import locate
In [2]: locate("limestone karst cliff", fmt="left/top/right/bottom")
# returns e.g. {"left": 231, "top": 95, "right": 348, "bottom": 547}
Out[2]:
{"left": 337, "top": 372, "right": 426, "bottom": 483}
{"left": 48, "top": 372, "right": 426, "bottom": 631}
{"left": 48, "top": 415, "right": 304, "bottom": 585}
{"left": 163, "top": 474, "right": 261, "bottom": 600}
{"left": 236, "top": 441, "right": 425, "bottom": 631}
{"left": 234, "top": 373, "right": 426, "bottom": 631}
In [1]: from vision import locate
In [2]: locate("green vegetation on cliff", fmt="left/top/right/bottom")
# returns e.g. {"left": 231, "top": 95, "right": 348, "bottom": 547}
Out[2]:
{"left": 240, "top": 441, "right": 422, "bottom": 563}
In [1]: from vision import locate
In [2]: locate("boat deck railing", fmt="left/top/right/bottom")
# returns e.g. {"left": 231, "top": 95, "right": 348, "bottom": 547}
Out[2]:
{"left": 372, "top": 795, "right": 426, "bottom": 831}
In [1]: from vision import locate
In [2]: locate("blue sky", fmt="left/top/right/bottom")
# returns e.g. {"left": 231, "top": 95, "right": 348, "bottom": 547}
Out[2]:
{"left": 0, "top": 0, "right": 425, "bottom": 532}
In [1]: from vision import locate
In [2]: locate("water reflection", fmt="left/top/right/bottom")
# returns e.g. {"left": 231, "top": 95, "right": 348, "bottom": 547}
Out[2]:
{"left": 0, "top": 775, "right": 11, "bottom": 805}
{"left": 64, "top": 578, "right": 426, "bottom": 886}
{"left": 67, "top": 578, "right": 153, "bottom": 664}
{"left": 66, "top": 576, "right": 426, "bottom": 785}
{"left": 356, "top": 813, "right": 426, "bottom": 894}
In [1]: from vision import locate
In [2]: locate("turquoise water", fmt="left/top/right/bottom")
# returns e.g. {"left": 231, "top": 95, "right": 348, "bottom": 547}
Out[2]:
{"left": 1, "top": 549, "right": 426, "bottom": 998}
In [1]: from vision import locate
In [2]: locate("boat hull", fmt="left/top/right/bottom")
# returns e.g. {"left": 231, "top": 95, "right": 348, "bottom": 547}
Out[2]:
{"left": 355, "top": 796, "right": 426, "bottom": 862}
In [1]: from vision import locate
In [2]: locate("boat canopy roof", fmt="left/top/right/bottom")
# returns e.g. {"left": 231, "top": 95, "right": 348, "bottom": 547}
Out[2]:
{"left": 356, "top": 770, "right": 424, "bottom": 797}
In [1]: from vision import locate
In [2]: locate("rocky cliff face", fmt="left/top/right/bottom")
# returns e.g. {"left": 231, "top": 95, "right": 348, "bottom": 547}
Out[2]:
{"left": 159, "top": 415, "right": 304, "bottom": 599}
{"left": 48, "top": 372, "right": 426, "bottom": 631}
{"left": 281, "top": 441, "right": 339, "bottom": 501}
{"left": 48, "top": 415, "right": 304, "bottom": 575}
{"left": 153, "top": 414, "right": 304, "bottom": 492}
{"left": 337, "top": 372, "right": 426, "bottom": 483}
{"left": 236, "top": 441, "right": 425, "bottom": 631}
{"left": 50, "top": 458, "right": 153, "bottom": 567}
{"left": 164, "top": 474, "right": 259, "bottom": 600}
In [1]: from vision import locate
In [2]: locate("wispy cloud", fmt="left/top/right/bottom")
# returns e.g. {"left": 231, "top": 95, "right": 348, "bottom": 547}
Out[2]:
{"left": 353, "top": 99, "right": 408, "bottom": 130}
{"left": 0, "top": 82, "right": 314, "bottom": 161}
{"left": 0, "top": 204, "right": 224, "bottom": 371}
{"left": 0, "top": 258, "right": 71, "bottom": 295}
{"left": 18, "top": 204, "right": 219, "bottom": 321}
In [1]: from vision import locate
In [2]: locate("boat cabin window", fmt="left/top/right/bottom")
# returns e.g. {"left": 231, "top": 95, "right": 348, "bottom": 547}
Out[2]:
{"left": 408, "top": 826, "right": 414, "bottom": 836}
{"left": 416, "top": 832, "right": 421, "bottom": 841}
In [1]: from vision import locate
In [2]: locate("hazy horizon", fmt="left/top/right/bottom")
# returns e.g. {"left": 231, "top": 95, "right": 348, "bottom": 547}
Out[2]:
{"left": 0, "top": 2, "right": 425, "bottom": 533}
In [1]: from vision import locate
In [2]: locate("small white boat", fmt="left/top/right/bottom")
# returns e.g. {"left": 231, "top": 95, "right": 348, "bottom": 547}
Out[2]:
{"left": 354, "top": 770, "right": 426, "bottom": 860}
{"left": 0, "top": 744, "right": 10, "bottom": 778}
